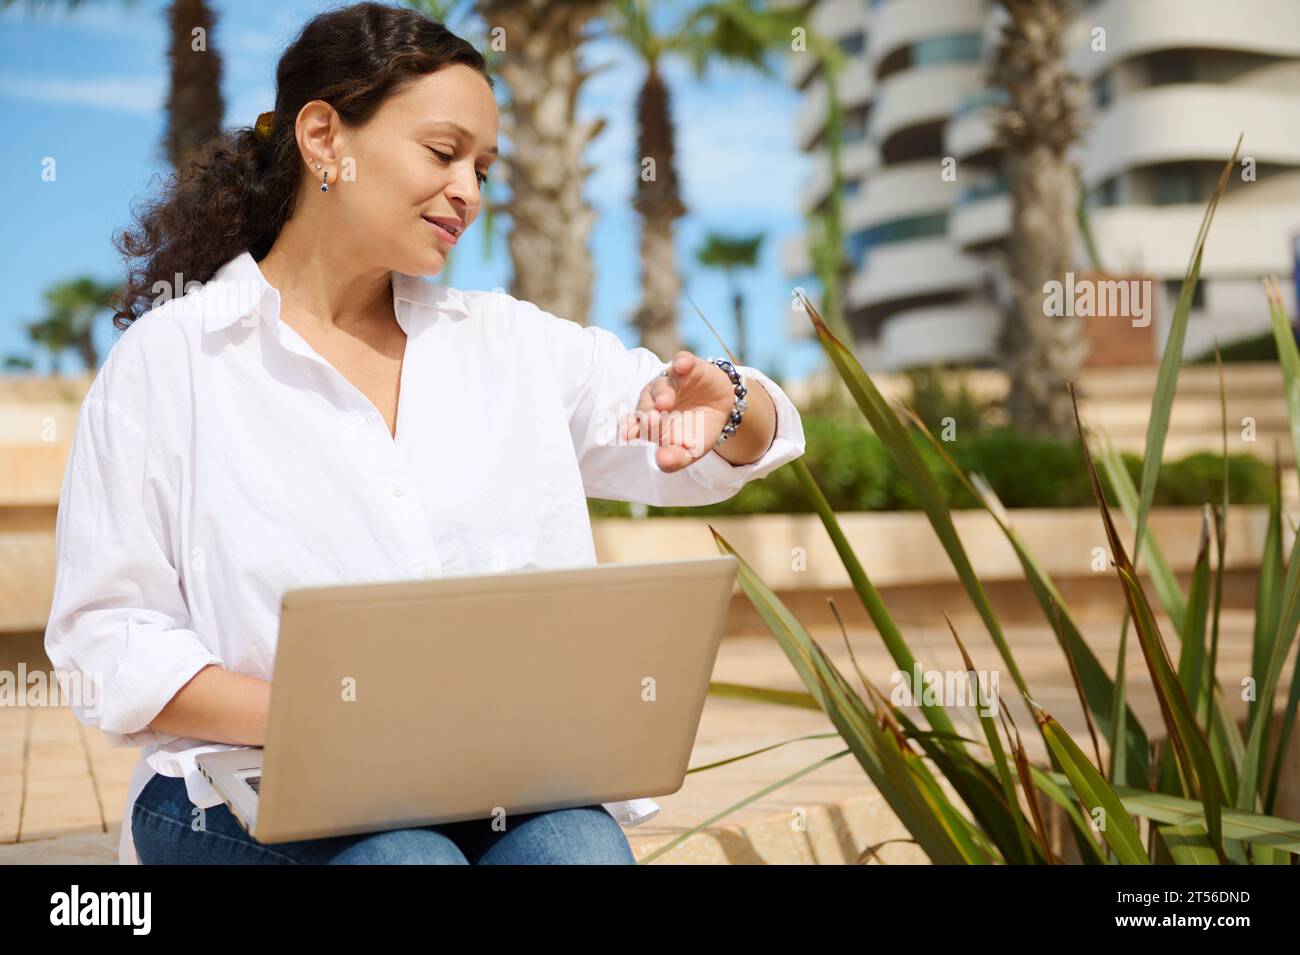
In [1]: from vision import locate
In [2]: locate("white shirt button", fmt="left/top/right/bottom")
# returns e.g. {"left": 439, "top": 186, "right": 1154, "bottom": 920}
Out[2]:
{"left": 420, "top": 566, "right": 437, "bottom": 579}
{"left": 392, "top": 483, "right": 406, "bottom": 497}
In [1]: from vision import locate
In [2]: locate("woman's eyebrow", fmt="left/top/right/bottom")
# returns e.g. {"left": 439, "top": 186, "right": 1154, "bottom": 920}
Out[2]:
{"left": 417, "top": 120, "right": 499, "bottom": 155}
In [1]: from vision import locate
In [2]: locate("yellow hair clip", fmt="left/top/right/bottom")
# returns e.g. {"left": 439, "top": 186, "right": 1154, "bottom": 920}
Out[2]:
{"left": 254, "top": 110, "right": 275, "bottom": 140}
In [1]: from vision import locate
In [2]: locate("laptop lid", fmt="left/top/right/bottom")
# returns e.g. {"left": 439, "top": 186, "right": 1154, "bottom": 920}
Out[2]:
{"left": 252, "top": 555, "right": 738, "bottom": 843}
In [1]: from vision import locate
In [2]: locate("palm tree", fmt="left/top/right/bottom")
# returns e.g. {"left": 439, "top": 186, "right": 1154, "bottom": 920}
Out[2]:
{"left": 476, "top": 0, "right": 609, "bottom": 325}
{"left": 608, "top": 0, "right": 686, "bottom": 359}
{"left": 603, "top": 0, "right": 804, "bottom": 358}
{"left": 991, "top": 0, "right": 1087, "bottom": 437}
{"left": 4, "top": 0, "right": 220, "bottom": 373}
{"left": 695, "top": 231, "right": 763, "bottom": 366}
{"left": 4, "top": 0, "right": 224, "bottom": 171}
{"left": 165, "top": 0, "right": 224, "bottom": 171}
{"left": 17, "top": 276, "right": 119, "bottom": 373}
{"left": 25, "top": 319, "right": 76, "bottom": 375}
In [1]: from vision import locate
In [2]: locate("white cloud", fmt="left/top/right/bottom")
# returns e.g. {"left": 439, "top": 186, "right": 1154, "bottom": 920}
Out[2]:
{"left": 676, "top": 89, "right": 809, "bottom": 216}
{"left": 0, "top": 73, "right": 164, "bottom": 114}
{"left": 0, "top": 2, "right": 158, "bottom": 39}
{"left": 579, "top": 74, "right": 809, "bottom": 221}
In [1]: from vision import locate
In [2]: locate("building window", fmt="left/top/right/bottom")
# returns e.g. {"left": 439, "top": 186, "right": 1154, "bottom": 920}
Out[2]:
{"left": 1092, "top": 71, "right": 1113, "bottom": 109}
{"left": 953, "top": 87, "right": 1008, "bottom": 120}
{"left": 911, "top": 33, "right": 983, "bottom": 69}
{"left": 1164, "top": 278, "right": 1206, "bottom": 310}
{"left": 1087, "top": 176, "right": 1121, "bottom": 208}
{"left": 1152, "top": 164, "right": 1201, "bottom": 205}
{"left": 847, "top": 213, "right": 949, "bottom": 269}
{"left": 842, "top": 110, "right": 869, "bottom": 144}
{"left": 1147, "top": 50, "right": 1196, "bottom": 86}
{"left": 957, "top": 173, "right": 1008, "bottom": 205}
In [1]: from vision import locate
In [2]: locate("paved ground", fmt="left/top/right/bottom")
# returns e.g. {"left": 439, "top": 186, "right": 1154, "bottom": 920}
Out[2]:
{"left": 1, "top": 607, "right": 1292, "bottom": 864}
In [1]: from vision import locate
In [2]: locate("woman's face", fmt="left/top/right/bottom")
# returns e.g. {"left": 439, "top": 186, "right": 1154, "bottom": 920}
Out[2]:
{"left": 313, "top": 64, "right": 499, "bottom": 278}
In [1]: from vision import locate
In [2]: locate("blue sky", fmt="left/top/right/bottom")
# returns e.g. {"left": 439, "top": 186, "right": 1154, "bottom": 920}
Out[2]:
{"left": 0, "top": 0, "right": 824, "bottom": 383}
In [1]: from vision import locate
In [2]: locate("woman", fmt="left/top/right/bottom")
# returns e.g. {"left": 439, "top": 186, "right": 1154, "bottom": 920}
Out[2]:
{"left": 44, "top": 2, "right": 805, "bottom": 865}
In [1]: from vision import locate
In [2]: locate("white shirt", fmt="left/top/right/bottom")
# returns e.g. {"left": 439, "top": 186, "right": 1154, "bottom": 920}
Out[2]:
{"left": 43, "top": 249, "right": 807, "bottom": 865}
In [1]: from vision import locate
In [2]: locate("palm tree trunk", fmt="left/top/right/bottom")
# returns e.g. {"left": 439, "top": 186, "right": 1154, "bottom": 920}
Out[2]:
{"left": 75, "top": 330, "right": 99, "bottom": 372}
{"left": 636, "top": 212, "right": 683, "bottom": 358}
{"left": 993, "top": 0, "right": 1086, "bottom": 438}
{"left": 999, "top": 148, "right": 1081, "bottom": 434}
{"left": 632, "top": 65, "right": 686, "bottom": 358}
{"left": 166, "top": 0, "right": 224, "bottom": 171}
{"left": 731, "top": 287, "right": 747, "bottom": 366}
{"left": 484, "top": 0, "right": 606, "bottom": 325}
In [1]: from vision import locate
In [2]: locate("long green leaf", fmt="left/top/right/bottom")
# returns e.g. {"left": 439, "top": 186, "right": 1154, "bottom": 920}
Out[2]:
{"left": 1238, "top": 500, "right": 1300, "bottom": 813}
{"left": 1130, "top": 135, "right": 1242, "bottom": 562}
{"left": 797, "top": 291, "right": 1030, "bottom": 696}
{"left": 945, "top": 616, "right": 1038, "bottom": 864}
{"left": 1095, "top": 438, "right": 1187, "bottom": 630}
{"left": 1035, "top": 769, "right": 1300, "bottom": 855}
{"left": 636, "top": 748, "right": 853, "bottom": 864}
{"left": 1106, "top": 138, "right": 1241, "bottom": 802}
{"left": 710, "top": 527, "right": 974, "bottom": 863}
{"left": 888, "top": 696, "right": 1066, "bottom": 864}
{"left": 707, "top": 682, "right": 821, "bottom": 711}
{"left": 1074, "top": 386, "right": 1228, "bottom": 860}
{"left": 1158, "top": 825, "right": 1223, "bottom": 864}
{"left": 1265, "top": 275, "right": 1300, "bottom": 472}
{"left": 789, "top": 458, "right": 965, "bottom": 743}
{"left": 685, "top": 730, "right": 842, "bottom": 774}
{"left": 1034, "top": 705, "right": 1149, "bottom": 864}
{"left": 904, "top": 408, "right": 1151, "bottom": 784}
{"left": 1262, "top": 276, "right": 1300, "bottom": 815}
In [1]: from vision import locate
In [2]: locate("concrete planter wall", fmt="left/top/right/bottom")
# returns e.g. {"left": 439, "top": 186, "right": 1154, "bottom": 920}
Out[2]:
{"left": 593, "top": 505, "right": 1284, "bottom": 591}
{"left": 1, "top": 505, "right": 1286, "bottom": 634}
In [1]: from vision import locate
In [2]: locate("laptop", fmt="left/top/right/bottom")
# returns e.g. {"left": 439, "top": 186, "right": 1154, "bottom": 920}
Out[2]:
{"left": 196, "top": 555, "right": 738, "bottom": 844}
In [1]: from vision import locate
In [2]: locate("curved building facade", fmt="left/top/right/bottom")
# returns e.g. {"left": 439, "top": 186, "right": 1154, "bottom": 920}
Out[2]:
{"left": 784, "top": 0, "right": 1300, "bottom": 369}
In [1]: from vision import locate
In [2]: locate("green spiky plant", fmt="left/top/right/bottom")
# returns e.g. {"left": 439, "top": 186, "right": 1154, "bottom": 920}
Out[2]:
{"left": 641, "top": 137, "right": 1300, "bottom": 865}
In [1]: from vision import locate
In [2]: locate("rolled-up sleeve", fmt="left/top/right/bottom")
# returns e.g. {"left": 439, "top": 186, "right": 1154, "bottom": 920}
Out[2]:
{"left": 524, "top": 295, "right": 807, "bottom": 506}
{"left": 43, "top": 338, "right": 223, "bottom": 746}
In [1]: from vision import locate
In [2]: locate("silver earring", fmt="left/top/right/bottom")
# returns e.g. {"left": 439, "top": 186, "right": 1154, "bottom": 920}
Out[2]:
{"left": 320, "top": 167, "right": 328, "bottom": 193}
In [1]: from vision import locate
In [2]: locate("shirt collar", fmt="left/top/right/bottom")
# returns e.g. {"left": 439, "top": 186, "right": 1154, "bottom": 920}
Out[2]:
{"left": 199, "top": 250, "right": 471, "bottom": 332}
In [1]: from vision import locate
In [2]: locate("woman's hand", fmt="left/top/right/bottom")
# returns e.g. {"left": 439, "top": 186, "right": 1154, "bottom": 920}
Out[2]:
{"left": 619, "top": 351, "right": 769, "bottom": 473}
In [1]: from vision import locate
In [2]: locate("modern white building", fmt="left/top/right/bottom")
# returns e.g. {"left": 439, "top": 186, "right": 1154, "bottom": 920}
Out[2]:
{"left": 783, "top": 0, "right": 1300, "bottom": 370}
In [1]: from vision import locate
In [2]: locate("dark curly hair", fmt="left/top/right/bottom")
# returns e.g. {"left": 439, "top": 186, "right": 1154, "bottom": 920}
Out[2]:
{"left": 111, "top": 1, "right": 492, "bottom": 330}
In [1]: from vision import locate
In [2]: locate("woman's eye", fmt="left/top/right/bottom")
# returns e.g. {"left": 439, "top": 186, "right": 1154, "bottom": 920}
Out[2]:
{"left": 428, "top": 147, "right": 488, "bottom": 187}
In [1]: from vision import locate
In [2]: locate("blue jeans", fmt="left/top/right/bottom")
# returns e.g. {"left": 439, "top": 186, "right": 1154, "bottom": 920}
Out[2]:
{"left": 132, "top": 773, "right": 637, "bottom": 864}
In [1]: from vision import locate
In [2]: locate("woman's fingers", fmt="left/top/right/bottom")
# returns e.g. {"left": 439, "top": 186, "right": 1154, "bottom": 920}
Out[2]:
{"left": 622, "top": 407, "right": 714, "bottom": 463}
{"left": 654, "top": 442, "right": 695, "bottom": 473}
{"left": 651, "top": 373, "right": 676, "bottom": 412}
{"left": 623, "top": 406, "right": 664, "bottom": 444}
{"left": 620, "top": 353, "right": 712, "bottom": 453}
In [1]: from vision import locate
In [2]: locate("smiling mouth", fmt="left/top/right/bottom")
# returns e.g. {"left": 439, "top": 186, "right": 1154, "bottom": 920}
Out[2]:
{"left": 422, "top": 216, "right": 462, "bottom": 242}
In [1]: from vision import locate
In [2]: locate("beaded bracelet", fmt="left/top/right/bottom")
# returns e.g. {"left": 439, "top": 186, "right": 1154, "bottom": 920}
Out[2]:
{"left": 705, "top": 356, "right": 747, "bottom": 449}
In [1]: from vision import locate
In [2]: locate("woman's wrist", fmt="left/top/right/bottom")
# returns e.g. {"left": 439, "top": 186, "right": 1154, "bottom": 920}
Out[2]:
{"left": 713, "top": 370, "right": 777, "bottom": 466}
